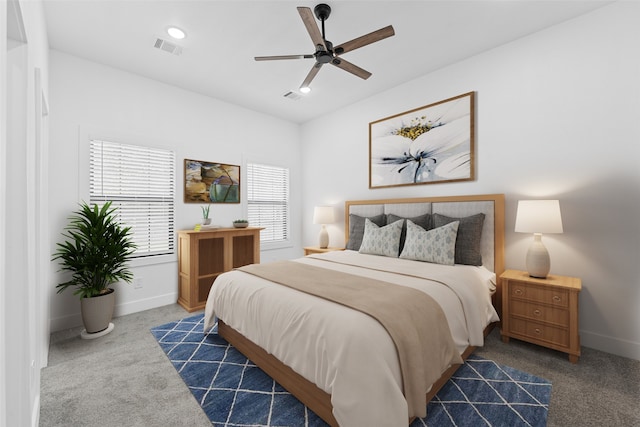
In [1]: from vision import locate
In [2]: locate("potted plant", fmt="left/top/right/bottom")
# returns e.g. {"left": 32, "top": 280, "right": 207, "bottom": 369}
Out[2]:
{"left": 201, "top": 205, "right": 211, "bottom": 225}
{"left": 52, "top": 201, "right": 136, "bottom": 338}
{"left": 233, "top": 219, "right": 249, "bottom": 228}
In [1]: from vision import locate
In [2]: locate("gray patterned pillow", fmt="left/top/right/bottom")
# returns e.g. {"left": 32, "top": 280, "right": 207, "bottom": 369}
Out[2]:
{"left": 346, "top": 214, "right": 386, "bottom": 251}
{"left": 399, "top": 220, "right": 459, "bottom": 265}
{"left": 387, "top": 213, "right": 432, "bottom": 255}
{"left": 358, "top": 219, "right": 403, "bottom": 257}
{"left": 433, "top": 213, "right": 485, "bottom": 266}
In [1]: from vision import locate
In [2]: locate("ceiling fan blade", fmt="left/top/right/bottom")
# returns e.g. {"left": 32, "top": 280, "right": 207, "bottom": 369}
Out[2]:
{"left": 334, "top": 25, "right": 395, "bottom": 55}
{"left": 255, "top": 54, "right": 314, "bottom": 61}
{"left": 330, "top": 58, "right": 372, "bottom": 80}
{"left": 297, "top": 7, "right": 327, "bottom": 50}
{"left": 301, "top": 62, "right": 323, "bottom": 89}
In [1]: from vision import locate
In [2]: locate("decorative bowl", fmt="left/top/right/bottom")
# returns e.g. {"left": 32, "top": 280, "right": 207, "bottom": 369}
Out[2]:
{"left": 233, "top": 222, "right": 248, "bottom": 228}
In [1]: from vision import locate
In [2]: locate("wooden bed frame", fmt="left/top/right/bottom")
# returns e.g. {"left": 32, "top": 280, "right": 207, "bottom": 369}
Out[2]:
{"left": 218, "top": 194, "right": 505, "bottom": 427}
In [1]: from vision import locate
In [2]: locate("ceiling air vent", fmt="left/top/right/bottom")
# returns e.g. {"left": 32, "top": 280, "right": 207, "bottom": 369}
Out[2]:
{"left": 283, "top": 91, "right": 302, "bottom": 101}
{"left": 153, "top": 37, "right": 182, "bottom": 56}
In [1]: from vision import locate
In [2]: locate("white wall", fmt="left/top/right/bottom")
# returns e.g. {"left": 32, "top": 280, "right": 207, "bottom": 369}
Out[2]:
{"left": 2, "top": 1, "right": 51, "bottom": 426}
{"left": 301, "top": 2, "right": 640, "bottom": 361}
{"left": 1, "top": 3, "right": 7, "bottom": 424}
{"left": 48, "top": 51, "right": 303, "bottom": 331}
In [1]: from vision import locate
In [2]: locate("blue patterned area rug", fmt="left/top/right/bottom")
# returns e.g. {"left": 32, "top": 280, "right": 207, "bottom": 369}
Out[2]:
{"left": 151, "top": 314, "right": 551, "bottom": 427}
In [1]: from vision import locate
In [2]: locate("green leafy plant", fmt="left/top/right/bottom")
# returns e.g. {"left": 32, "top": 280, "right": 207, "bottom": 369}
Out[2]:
{"left": 233, "top": 219, "right": 248, "bottom": 223}
{"left": 201, "top": 205, "right": 210, "bottom": 219}
{"left": 52, "top": 201, "right": 136, "bottom": 299}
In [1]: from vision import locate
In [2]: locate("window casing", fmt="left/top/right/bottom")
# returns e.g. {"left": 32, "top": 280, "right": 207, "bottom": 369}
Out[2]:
{"left": 246, "top": 163, "right": 290, "bottom": 244}
{"left": 89, "top": 139, "right": 175, "bottom": 259}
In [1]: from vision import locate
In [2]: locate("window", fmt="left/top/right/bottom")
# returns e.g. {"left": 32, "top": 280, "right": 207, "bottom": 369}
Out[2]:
{"left": 89, "top": 139, "right": 175, "bottom": 258}
{"left": 246, "top": 163, "right": 290, "bottom": 244}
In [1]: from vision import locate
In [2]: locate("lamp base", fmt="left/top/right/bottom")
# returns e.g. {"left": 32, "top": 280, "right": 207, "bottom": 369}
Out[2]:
{"left": 318, "top": 225, "right": 329, "bottom": 249}
{"left": 526, "top": 233, "right": 550, "bottom": 278}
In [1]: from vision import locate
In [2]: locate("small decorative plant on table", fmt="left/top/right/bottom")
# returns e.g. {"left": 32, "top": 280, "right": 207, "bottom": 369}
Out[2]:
{"left": 201, "top": 205, "right": 211, "bottom": 225}
{"left": 233, "top": 219, "right": 249, "bottom": 228}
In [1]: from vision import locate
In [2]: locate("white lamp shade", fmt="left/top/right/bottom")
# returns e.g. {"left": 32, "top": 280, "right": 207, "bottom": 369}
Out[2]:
{"left": 515, "top": 200, "right": 563, "bottom": 234}
{"left": 313, "top": 206, "right": 335, "bottom": 225}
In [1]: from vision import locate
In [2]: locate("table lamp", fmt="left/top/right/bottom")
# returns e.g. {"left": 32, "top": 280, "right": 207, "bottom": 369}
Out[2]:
{"left": 313, "top": 206, "right": 335, "bottom": 249}
{"left": 515, "top": 200, "right": 563, "bottom": 278}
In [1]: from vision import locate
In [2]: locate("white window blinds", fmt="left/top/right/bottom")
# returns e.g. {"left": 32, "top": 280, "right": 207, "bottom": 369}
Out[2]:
{"left": 247, "top": 163, "right": 290, "bottom": 243}
{"left": 89, "top": 139, "right": 175, "bottom": 258}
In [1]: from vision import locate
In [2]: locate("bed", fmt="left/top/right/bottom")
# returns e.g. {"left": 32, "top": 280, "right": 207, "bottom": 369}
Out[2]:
{"left": 204, "top": 194, "right": 505, "bottom": 426}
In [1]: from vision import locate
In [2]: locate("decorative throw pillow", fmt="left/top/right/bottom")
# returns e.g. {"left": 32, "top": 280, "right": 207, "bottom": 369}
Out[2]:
{"left": 400, "top": 220, "right": 459, "bottom": 265}
{"left": 345, "top": 214, "right": 386, "bottom": 251}
{"left": 433, "top": 213, "right": 485, "bottom": 266}
{"left": 387, "top": 213, "right": 433, "bottom": 255}
{"left": 358, "top": 219, "right": 403, "bottom": 258}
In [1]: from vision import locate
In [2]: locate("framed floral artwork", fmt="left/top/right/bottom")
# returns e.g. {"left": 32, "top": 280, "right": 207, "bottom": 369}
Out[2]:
{"left": 184, "top": 159, "right": 240, "bottom": 203}
{"left": 369, "top": 92, "right": 475, "bottom": 188}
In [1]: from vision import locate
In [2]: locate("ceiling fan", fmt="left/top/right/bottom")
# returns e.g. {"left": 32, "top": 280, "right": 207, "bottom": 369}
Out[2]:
{"left": 255, "top": 3, "right": 395, "bottom": 93}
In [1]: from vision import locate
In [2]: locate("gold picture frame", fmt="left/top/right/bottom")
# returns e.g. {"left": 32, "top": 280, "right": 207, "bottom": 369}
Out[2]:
{"left": 369, "top": 92, "right": 475, "bottom": 189}
{"left": 184, "top": 159, "right": 240, "bottom": 203}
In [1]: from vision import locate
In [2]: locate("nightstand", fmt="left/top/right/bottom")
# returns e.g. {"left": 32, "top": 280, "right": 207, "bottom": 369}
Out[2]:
{"left": 500, "top": 269, "right": 582, "bottom": 363}
{"left": 303, "top": 246, "right": 344, "bottom": 256}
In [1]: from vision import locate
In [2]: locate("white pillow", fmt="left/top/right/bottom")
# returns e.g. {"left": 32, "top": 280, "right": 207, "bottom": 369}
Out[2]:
{"left": 400, "top": 220, "right": 459, "bottom": 265}
{"left": 358, "top": 218, "right": 403, "bottom": 258}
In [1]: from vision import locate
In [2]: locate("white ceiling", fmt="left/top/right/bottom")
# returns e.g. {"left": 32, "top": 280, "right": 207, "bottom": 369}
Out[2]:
{"left": 43, "top": 1, "right": 610, "bottom": 124}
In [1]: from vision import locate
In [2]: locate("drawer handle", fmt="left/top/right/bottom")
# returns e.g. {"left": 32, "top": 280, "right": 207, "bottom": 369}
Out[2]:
{"left": 515, "top": 289, "right": 524, "bottom": 296}
{"left": 534, "top": 328, "right": 542, "bottom": 335}
{"left": 553, "top": 295, "right": 561, "bottom": 302}
{"left": 533, "top": 309, "right": 541, "bottom": 316}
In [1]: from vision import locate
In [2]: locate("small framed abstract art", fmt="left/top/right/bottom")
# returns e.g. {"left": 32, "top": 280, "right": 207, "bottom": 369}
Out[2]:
{"left": 184, "top": 159, "right": 240, "bottom": 203}
{"left": 369, "top": 92, "right": 475, "bottom": 189}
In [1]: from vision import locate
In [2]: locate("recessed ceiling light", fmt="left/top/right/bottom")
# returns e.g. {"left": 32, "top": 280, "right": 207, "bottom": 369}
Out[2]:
{"left": 299, "top": 86, "right": 311, "bottom": 94}
{"left": 167, "top": 26, "right": 186, "bottom": 40}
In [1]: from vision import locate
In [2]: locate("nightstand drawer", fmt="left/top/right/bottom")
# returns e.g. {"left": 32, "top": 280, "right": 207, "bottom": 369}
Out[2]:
{"left": 510, "top": 300, "right": 569, "bottom": 327}
{"left": 511, "top": 281, "right": 569, "bottom": 308}
{"left": 510, "top": 318, "right": 569, "bottom": 347}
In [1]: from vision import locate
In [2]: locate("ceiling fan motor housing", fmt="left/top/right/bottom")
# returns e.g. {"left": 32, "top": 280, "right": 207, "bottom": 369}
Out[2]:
{"left": 316, "top": 40, "right": 334, "bottom": 63}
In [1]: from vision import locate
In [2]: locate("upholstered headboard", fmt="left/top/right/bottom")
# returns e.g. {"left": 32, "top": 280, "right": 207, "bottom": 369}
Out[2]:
{"left": 344, "top": 194, "right": 505, "bottom": 275}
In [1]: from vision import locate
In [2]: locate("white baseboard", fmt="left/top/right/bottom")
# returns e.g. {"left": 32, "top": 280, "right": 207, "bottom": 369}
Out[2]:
{"left": 581, "top": 329, "right": 640, "bottom": 361}
{"left": 50, "top": 312, "right": 83, "bottom": 332}
{"left": 31, "top": 394, "right": 40, "bottom": 427}
{"left": 112, "top": 292, "right": 178, "bottom": 317}
{"left": 50, "top": 292, "right": 178, "bottom": 332}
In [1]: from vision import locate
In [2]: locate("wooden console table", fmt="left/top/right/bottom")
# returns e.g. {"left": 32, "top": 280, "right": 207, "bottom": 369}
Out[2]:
{"left": 177, "top": 227, "right": 262, "bottom": 312}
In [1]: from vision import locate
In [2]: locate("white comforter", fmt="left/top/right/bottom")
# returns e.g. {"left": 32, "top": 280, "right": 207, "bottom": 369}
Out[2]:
{"left": 204, "top": 250, "right": 499, "bottom": 426}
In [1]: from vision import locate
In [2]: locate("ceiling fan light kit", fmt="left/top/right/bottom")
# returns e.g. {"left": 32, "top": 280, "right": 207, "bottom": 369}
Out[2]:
{"left": 255, "top": 3, "right": 394, "bottom": 92}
